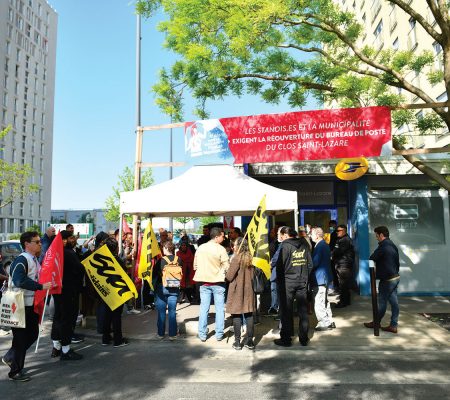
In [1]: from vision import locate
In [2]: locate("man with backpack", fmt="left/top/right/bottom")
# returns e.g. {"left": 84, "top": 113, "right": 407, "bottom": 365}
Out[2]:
{"left": 274, "top": 227, "right": 313, "bottom": 347}
{"left": 193, "top": 227, "right": 230, "bottom": 342}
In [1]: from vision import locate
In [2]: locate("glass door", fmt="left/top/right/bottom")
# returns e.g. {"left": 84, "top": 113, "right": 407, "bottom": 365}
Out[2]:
{"left": 300, "top": 208, "right": 337, "bottom": 230}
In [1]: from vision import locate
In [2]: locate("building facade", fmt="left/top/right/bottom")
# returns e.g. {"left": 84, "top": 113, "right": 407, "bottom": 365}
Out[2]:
{"left": 51, "top": 209, "right": 117, "bottom": 236}
{"left": 246, "top": 1, "right": 450, "bottom": 295}
{"left": 0, "top": 0, "right": 57, "bottom": 239}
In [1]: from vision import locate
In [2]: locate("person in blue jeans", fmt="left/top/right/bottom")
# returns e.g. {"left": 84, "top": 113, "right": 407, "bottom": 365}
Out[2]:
{"left": 153, "top": 241, "right": 182, "bottom": 340}
{"left": 193, "top": 227, "right": 230, "bottom": 342}
{"left": 364, "top": 226, "right": 400, "bottom": 334}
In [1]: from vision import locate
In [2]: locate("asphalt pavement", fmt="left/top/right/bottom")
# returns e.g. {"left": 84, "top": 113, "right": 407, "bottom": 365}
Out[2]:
{"left": 1, "top": 295, "right": 449, "bottom": 399}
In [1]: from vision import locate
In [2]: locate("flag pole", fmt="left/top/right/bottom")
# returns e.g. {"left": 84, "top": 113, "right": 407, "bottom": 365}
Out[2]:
{"left": 141, "top": 278, "right": 144, "bottom": 310}
{"left": 35, "top": 289, "right": 50, "bottom": 353}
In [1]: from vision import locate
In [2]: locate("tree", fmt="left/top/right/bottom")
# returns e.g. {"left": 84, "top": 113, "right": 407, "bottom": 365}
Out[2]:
{"left": 0, "top": 126, "right": 39, "bottom": 208}
{"left": 174, "top": 216, "right": 195, "bottom": 230}
{"left": 104, "top": 166, "right": 154, "bottom": 223}
{"left": 198, "top": 216, "right": 221, "bottom": 232}
{"left": 136, "top": 0, "right": 450, "bottom": 189}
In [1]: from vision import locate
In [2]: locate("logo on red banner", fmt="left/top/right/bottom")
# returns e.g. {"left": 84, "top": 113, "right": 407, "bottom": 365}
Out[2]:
{"left": 185, "top": 106, "right": 391, "bottom": 164}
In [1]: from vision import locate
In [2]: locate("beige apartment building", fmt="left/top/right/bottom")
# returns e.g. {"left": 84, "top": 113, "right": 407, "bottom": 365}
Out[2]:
{"left": 338, "top": 0, "right": 448, "bottom": 147}
{"left": 0, "top": 0, "right": 57, "bottom": 239}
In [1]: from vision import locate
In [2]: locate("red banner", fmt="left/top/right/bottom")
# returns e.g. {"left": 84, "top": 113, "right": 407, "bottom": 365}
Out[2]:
{"left": 34, "top": 232, "right": 64, "bottom": 322}
{"left": 185, "top": 106, "right": 391, "bottom": 164}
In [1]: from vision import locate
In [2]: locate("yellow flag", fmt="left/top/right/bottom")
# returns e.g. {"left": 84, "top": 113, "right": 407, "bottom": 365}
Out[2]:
{"left": 138, "top": 220, "right": 161, "bottom": 288}
{"left": 247, "top": 195, "right": 270, "bottom": 279}
{"left": 82, "top": 245, "right": 138, "bottom": 311}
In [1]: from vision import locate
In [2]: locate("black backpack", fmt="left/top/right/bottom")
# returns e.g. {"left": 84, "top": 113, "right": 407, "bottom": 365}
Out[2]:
{"left": 252, "top": 267, "right": 267, "bottom": 294}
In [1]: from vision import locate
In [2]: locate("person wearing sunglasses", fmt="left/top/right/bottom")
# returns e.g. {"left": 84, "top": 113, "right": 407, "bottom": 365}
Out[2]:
{"left": 2, "top": 231, "right": 52, "bottom": 382}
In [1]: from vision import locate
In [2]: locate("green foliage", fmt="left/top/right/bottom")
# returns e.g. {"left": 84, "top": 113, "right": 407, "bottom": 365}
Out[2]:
{"left": 174, "top": 216, "right": 195, "bottom": 229}
{"left": 104, "top": 166, "right": 154, "bottom": 223}
{"left": 198, "top": 216, "right": 221, "bottom": 232}
{"left": 136, "top": 0, "right": 449, "bottom": 137}
{"left": 26, "top": 224, "right": 42, "bottom": 236}
{"left": 0, "top": 126, "right": 39, "bottom": 209}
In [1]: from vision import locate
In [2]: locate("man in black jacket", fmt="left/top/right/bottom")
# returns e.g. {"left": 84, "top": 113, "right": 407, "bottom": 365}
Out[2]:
{"left": 364, "top": 226, "right": 400, "bottom": 333}
{"left": 50, "top": 230, "right": 84, "bottom": 360}
{"left": 274, "top": 226, "right": 313, "bottom": 347}
{"left": 331, "top": 225, "right": 355, "bottom": 308}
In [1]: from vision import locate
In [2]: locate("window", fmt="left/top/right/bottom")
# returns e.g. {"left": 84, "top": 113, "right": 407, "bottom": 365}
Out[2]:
{"left": 1, "top": 109, "right": 7, "bottom": 124}
{"left": 3, "top": 75, "right": 8, "bottom": 88}
{"left": 39, "top": 158, "right": 43, "bottom": 170}
{"left": 12, "top": 149, "right": 16, "bottom": 162}
{"left": 40, "top": 142, "right": 44, "bottom": 155}
{"left": 14, "top": 98, "right": 18, "bottom": 112}
{"left": 26, "top": 23, "right": 31, "bottom": 37}
{"left": 14, "top": 81, "right": 19, "bottom": 95}
{"left": 15, "top": 64, "right": 19, "bottom": 78}
{"left": 433, "top": 41, "right": 443, "bottom": 71}
{"left": 25, "top": 55, "right": 30, "bottom": 69}
{"left": 22, "top": 136, "right": 26, "bottom": 149}
{"left": 2, "top": 93, "right": 7, "bottom": 107}
{"left": 4, "top": 58, "right": 9, "bottom": 73}
{"left": 9, "top": 8, "right": 14, "bottom": 23}
{"left": 21, "top": 151, "right": 25, "bottom": 164}
{"left": 6, "top": 41, "right": 11, "bottom": 55}
{"left": 22, "top": 119, "right": 26, "bottom": 132}
{"left": 408, "top": 18, "right": 417, "bottom": 50}
{"left": 7, "top": 24, "right": 13, "bottom": 39}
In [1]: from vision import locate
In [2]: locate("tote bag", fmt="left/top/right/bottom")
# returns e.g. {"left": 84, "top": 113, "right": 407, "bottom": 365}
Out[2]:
{"left": 0, "top": 277, "right": 26, "bottom": 329}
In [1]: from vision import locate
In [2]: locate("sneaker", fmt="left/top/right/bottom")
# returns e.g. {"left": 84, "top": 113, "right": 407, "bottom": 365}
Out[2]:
{"left": 71, "top": 334, "right": 85, "bottom": 344}
{"left": 156, "top": 335, "right": 165, "bottom": 340}
{"left": 273, "top": 316, "right": 281, "bottom": 321}
{"left": 328, "top": 322, "right": 337, "bottom": 329}
{"left": 126, "top": 309, "right": 141, "bottom": 315}
{"left": 169, "top": 336, "right": 177, "bottom": 341}
{"left": 274, "top": 339, "right": 291, "bottom": 347}
{"left": 51, "top": 347, "right": 62, "bottom": 358}
{"left": 364, "top": 321, "right": 374, "bottom": 329}
{"left": 264, "top": 308, "right": 278, "bottom": 316}
{"left": 245, "top": 339, "right": 255, "bottom": 350}
{"left": 2, "top": 356, "right": 12, "bottom": 367}
{"left": 114, "top": 339, "right": 130, "bottom": 348}
{"left": 232, "top": 340, "right": 241, "bottom": 350}
{"left": 101, "top": 341, "right": 111, "bottom": 346}
{"left": 216, "top": 335, "right": 224, "bottom": 342}
{"left": 314, "top": 326, "right": 329, "bottom": 332}
{"left": 198, "top": 336, "right": 207, "bottom": 342}
{"left": 60, "top": 349, "right": 83, "bottom": 361}
{"left": 9, "top": 372, "right": 31, "bottom": 382}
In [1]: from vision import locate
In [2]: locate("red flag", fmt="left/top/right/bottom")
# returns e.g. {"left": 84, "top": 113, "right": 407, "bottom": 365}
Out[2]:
{"left": 122, "top": 217, "right": 132, "bottom": 235}
{"left": 34, "top": 232, "right": 64, "bottom": 322}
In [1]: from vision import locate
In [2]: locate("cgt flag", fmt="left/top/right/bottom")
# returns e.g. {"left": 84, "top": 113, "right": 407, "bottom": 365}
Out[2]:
{"left": 34, "top": 232, "right": 64, "bottom": 322}
{"left": 247, "top": 195, "right": 271, "bottom": 279}
{"left": 82, "top": 245, "right": 138, "bottom": 311}
{"left": 138, "top": 221, "right": 161, "bottom": 289}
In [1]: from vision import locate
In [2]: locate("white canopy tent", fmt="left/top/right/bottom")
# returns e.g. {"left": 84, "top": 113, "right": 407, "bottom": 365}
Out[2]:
{"left": 119, "top": 165, "right": 298, "bottom": 222}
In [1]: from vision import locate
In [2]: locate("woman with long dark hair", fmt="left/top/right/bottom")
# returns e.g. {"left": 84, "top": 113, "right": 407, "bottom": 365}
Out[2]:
{"left": 225, "top": 237, "right": 255, "bottom": 350}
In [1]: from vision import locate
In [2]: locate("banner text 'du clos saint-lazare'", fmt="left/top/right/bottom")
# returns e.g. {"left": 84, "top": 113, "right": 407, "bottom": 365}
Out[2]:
{"left": 184, "top": 106, "right": 391, "bottom": 164}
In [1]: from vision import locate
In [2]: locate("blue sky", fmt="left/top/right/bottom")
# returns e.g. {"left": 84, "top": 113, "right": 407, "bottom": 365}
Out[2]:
{"left": 50, "top": 0, "right": 309, "bottom": 210}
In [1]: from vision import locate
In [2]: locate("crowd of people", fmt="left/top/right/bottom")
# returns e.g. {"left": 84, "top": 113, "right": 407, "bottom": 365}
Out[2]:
{"left": 0, "top": 220, "right": 400, "bottom": 382}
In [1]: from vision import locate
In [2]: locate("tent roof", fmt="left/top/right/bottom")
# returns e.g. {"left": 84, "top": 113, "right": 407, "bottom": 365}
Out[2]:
{"left": 120, "top": 165, "right": 298, "bottom": 217}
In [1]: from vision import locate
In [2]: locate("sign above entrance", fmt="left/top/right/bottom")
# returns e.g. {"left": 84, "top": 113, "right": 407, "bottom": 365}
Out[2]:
{"left": 335, "top": 157, "right": 369, "bottom": 180}
{"left": 185, "top": 106, "right": 391, "bottom": 165}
